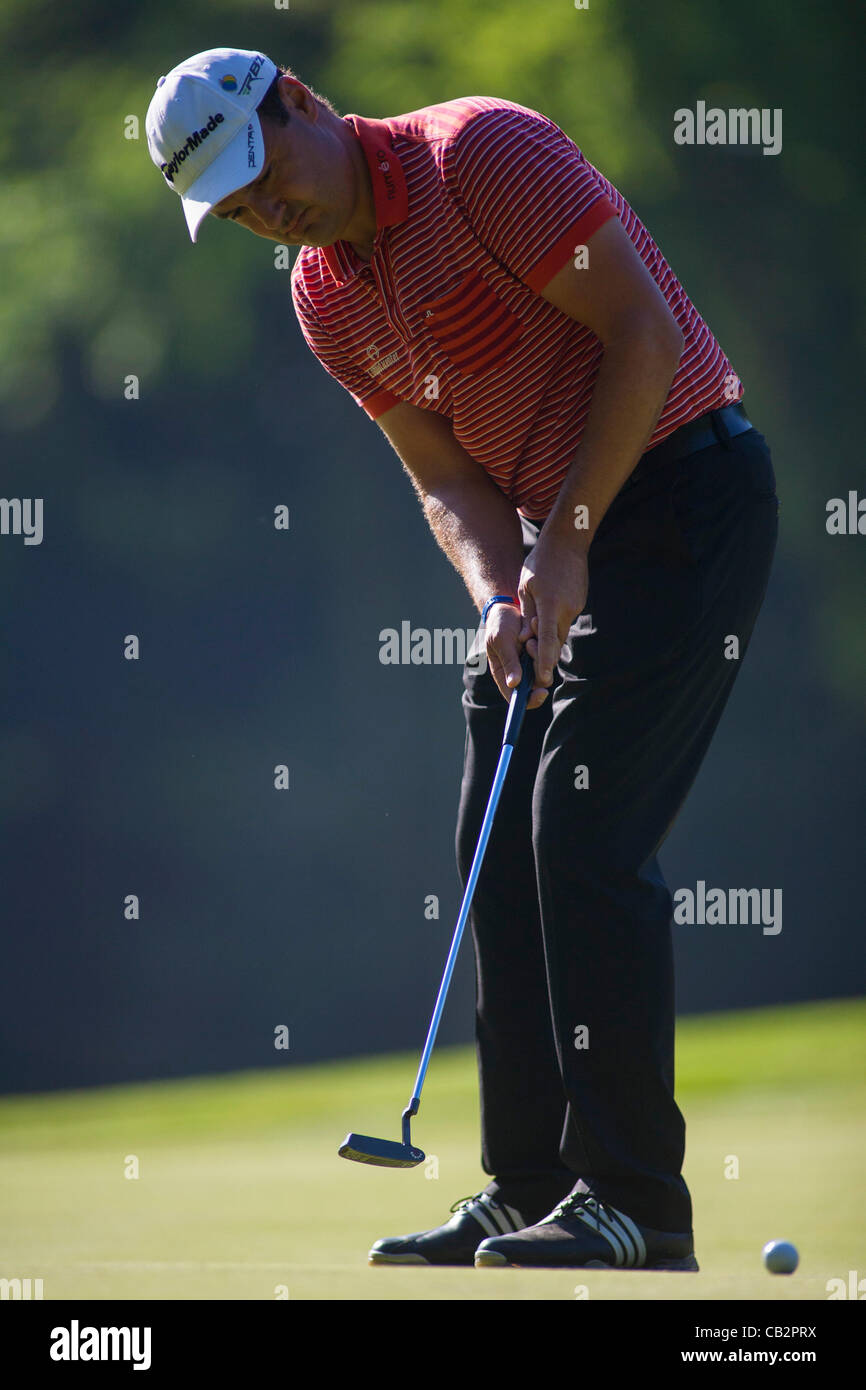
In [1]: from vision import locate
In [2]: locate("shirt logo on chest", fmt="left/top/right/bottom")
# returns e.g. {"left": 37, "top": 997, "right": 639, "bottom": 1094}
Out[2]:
{"left": 365, "top": 342, "right": 402, "bottom": 377}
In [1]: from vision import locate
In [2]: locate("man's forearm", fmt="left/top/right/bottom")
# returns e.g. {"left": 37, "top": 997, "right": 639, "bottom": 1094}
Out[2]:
{"left": 542, "top": 318, "right": 683, "bottom": 549}
{"left": 422, "top": 478, "right": 524, "bottom": 613}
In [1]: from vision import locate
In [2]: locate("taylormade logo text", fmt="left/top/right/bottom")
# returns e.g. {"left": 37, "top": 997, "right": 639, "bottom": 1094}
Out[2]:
{"left": 161, "top": 112, "right": 225, "bottom": 182}
{"left": 50, "top": 1320, "right": 151, "bottom": 1371}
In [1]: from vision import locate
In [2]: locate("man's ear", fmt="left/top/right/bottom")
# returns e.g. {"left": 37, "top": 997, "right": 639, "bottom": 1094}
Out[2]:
{"left": 277, "top": 74, "right": 317, "bottom": 121}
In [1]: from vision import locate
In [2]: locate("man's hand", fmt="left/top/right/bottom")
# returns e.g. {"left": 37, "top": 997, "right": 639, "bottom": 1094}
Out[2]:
{"left": 484, "top": 601, "right": 548, "bottom": 710}
{"left": 518, "top": 529, "right": 590, "bottom": 703}
{"left": 484, "top": 601, "right": 524, "bottom": 703}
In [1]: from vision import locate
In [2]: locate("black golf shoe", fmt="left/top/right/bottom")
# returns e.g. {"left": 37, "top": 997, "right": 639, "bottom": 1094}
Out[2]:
{"left": 368, "top": 1191, "right": 529, "bottom": 1266}
{"left": 474, "top": 1192, "right": 699, "bottom": 1270}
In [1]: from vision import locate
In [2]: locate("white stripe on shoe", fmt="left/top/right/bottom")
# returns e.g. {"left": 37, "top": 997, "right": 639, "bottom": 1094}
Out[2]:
{"left": 539, "top": 1195, "right": 648, "bottom": 1266}
{"left": 458, "top": 1194, "right": 526, "bottom": 1238}
{"left": 571, "top": 1204, "right": 630, "bottom": 1265}
{"left": 503, "top": 1203, "right": 526, "bottom": 1231}
{"left": 607, "top": 1206, "right": 647, "bottom": 1266}
{"left": 463, "top": 1203, "right": 500, "bottom": 1240}
{"left": 484, "top": 1196, "right": 525, "bottom": 1235}
{"left": 570, "top": 1199, "right": 647, "bottom": 1267}
{"left": 487, "top": 1203, "right": 514, "bottom": 1235}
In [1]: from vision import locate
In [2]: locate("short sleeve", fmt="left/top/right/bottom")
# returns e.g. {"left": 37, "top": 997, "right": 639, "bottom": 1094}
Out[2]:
{"left": 291, "top": 277, "right": 399, "bottom": 420}
{"left": 448, "top": 106, "right": 619, "bottom": 294}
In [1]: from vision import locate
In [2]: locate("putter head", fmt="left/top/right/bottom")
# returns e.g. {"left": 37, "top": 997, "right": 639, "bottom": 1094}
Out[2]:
{"left": 338, "top": 1133, "right": 425, "bottom": 1168}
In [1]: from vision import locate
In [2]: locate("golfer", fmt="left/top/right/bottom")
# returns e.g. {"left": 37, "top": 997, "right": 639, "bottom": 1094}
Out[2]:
{"left": 147, "top": 48, "right": 779, "bottom": 1270}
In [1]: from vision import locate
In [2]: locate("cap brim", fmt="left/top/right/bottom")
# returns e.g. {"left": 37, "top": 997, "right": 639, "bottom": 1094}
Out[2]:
{"left": 180, "top": 114, "right": 265, "bottom": 242}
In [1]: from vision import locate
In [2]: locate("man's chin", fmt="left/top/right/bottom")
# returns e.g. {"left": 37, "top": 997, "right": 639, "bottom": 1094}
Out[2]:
{"left": 298, "top": 229, "right": 333, "bottom": 250}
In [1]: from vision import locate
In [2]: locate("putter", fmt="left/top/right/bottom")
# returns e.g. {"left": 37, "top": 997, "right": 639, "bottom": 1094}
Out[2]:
{"left": 339, "top": 648, "right": 536, "bottom": 1168}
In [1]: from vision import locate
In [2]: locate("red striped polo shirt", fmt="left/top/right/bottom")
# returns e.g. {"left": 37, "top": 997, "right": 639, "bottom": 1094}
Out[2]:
{"left": 291, "top": 96, "right": 741, "bottom": 521}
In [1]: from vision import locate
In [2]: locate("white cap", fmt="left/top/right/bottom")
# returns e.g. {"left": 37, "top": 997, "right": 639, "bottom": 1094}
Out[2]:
{"left": 146, "top": 48, "right": 278, "bottom": 242}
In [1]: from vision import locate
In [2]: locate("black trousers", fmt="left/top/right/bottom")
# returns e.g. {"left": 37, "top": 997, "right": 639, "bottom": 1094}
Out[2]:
{"left": 455, "top": 424, "right": 779, "bottom": 1232}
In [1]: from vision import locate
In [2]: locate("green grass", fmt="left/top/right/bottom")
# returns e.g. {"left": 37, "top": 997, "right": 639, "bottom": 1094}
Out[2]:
{"left": 0, "top": 998, "right": 864, "bottom": 1300}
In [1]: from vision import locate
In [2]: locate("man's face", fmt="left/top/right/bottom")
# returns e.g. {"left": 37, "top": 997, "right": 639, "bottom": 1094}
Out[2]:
{"left": 210, "top": 78, "right": 364, "bottom": 248}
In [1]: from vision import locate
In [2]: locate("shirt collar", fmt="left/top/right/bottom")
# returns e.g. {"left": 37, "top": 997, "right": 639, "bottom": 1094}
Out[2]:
{"left": 321, "top": 115, "right": 409, "bottom": 283}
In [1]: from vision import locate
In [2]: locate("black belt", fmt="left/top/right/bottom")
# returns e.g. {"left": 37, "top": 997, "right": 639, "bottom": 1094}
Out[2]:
{"left": 640, "top": 401, "right": 752, "bottom": 469}
{"left": 521, "top": 403, "right": 754, "bottom": 527}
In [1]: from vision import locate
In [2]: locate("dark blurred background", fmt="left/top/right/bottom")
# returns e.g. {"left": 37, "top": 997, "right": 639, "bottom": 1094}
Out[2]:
{"left": 1, "top": 0, "right": 863, "bottom": 1093}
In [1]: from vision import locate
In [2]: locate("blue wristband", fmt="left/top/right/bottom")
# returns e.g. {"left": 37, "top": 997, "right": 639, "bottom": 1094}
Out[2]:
{"left": 481, "top": 594, "right": 519, "bottom": 624}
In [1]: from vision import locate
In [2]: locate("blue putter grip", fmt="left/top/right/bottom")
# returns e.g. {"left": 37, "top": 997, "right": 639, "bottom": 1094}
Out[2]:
{"left": 502, "top": 650, "right": 535, "bottom": 748}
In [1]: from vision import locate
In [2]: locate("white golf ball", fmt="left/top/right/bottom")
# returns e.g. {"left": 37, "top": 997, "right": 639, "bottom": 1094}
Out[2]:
{"left": 762, "top": 1239, "right": 799, "bottom": 1274}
